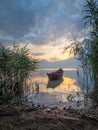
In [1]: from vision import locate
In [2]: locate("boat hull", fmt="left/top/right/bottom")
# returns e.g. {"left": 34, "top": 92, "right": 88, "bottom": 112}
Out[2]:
{"left": 47, "top": 68, "right": 64, "bottom": 81}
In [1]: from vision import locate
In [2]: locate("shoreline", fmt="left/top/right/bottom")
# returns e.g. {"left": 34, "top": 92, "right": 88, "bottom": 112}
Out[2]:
{"left": 0, "top": 103, "right": 98, "bottom": 130}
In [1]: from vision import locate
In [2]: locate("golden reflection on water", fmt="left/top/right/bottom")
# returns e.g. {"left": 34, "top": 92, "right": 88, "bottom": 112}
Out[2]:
{"left": 26, "top": 74, "right": 87, "bottom": 109}
{"left": 47, "top": 77, "right": 80, "bottom": 93}
{"left": 29, "top": 76, "right": 80, "bottom": 93}
{"left": 26, "top": 70, "right": 90, "bottom": 108}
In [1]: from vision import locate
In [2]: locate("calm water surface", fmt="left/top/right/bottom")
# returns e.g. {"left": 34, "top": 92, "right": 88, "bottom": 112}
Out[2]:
{"left": 26, "top": 68, "right": 92, "bottom": 108}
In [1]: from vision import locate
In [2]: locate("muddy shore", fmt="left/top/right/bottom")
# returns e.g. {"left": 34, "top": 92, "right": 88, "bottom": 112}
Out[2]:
{"left": 0, "top": 104, "right": 98, "bottom": 130}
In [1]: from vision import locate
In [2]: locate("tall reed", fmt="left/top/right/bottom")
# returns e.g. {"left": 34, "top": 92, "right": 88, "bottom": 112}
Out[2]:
{"left": 0, "top": 43, "right": 39, "bottom": 103}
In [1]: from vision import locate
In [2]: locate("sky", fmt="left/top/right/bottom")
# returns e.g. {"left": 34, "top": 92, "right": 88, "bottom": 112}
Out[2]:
{"left": 0, "top": 0, "right": 90, "bottom": 68}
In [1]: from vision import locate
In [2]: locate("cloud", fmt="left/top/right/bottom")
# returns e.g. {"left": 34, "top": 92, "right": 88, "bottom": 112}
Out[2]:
{"left": 24, "top": 0, "right": 86, "bottom": 44}
{"left": 0, "top": 0, "right": 86, "bottom": 44}
{"left": 0, "top": 0, "right": 36, "bottom": 40}
{"left": 32, "top": 52, "right": 45, "bottom": 56}
{"left": 49, "top": 57, "right": 60, "bottom": 62}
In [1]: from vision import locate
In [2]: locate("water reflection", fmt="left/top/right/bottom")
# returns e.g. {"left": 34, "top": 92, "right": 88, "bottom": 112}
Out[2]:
{"left": 27, "top": 76, "right": 85, "bottom": 108}
{"left": 46, "top": 77, "right": 79, "bottom": 93}
{"left": 27, "top": 76, "right": 79, "bottom": 93}
{"left": 47, "top": 77, "right": 63, "bottom": 88}
{"left": 25, "top": 69, "right": 92, "bottom": 108}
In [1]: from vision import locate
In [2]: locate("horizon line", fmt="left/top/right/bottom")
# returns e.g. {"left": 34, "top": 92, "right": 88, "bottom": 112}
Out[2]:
{"left": 38, "top": 67, "right": 81, "bottom": 71}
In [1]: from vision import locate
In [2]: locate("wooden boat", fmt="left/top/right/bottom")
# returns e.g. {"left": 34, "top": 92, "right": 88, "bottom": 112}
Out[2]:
{"left": 47, "top": 68, "right": 64, "bottom": 81}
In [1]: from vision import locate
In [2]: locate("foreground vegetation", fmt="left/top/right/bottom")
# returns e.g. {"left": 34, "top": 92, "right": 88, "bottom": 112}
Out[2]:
{"left": 64, "top": 0, "right": 98, "bottom": 106}
{"left": 0, "top": 43, "right": 38, "bottom": 104}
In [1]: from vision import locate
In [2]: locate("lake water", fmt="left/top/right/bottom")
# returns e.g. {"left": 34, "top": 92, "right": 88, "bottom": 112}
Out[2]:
{"left": 26, "top": 68, "right": 92, "bottom": 109}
